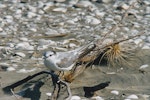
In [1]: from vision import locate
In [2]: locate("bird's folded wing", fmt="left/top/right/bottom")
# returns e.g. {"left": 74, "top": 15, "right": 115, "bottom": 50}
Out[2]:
{"left": 55, "top": 43, "right": 96, "bottom": 68}
{"left": 56, "top": 56, "right": 76, "bottom": 68}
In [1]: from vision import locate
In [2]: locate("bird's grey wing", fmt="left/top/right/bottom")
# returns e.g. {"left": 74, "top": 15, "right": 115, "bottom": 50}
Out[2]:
{"left": 56, "top": 52, "right": 77, "bottom": 68}
{"left": 55, "top": 43, "right": 96, "bottom": 68}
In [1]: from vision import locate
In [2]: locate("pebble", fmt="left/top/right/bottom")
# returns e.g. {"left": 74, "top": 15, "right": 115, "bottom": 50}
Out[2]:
{"left": 15, "top": 10, "right": 22, "bottom": 14}
{"left": 17, "top": 68, "right": 37, "bottom": 73}
{"left": 15, "top": 42, "right": 34, "bottom": 50}
{"left": 91, "top": 96, "right": 104, "bottom": 100}
{"left": 106, "top": 72, "right": 116, "bottom": 74}
{"left": 114, "top": 15, "right": 122, "bottom": 21}
{"left": 37, "top": 1, "right": 44, "bottom": 8}
{"left": 0, "top": 32, "right": 7, "bottom": 36}
{"left": 143, "top": 1, "right": 150, "bottom": 5}
{"left": 85, "top": 16, "right": 101, "bottom": 25}
{"left": 0, "top": 27, "right": 3, "bottom": 32}
{"left": 52, "top": 7, "right": 67, "bottom": 13}
{"left": 68, "top": 43, "right": 77, "bottom": 48}
{"left": 53, "top": 47, "right": 68, "bottom": 51}
{"left": 70, "top": 96, "right": 81, "bottom": 100}
{"left": 102, "top": 38, "right": 113, "bottom": 45}
{"left": 0, "top": 4, "right": 7, "bottom": 8}
{"left": 7, "top": 43, "right": 15, "bottom": 48}
{"left": 45, "top": 29, "right": 58, "bottom": 35}
{"left": 142, "top": 45, "right": 150, "bottom": 49}
{"left": 37, "top": 45, "right": 48, "bottom": 50}
{"left": 147, "top": 36, "right": 150, "bottom": 43}
{"left": 66, "top": 20, "right": 76, "bottom": 25}
{"left": 134, "top": 39, "right": 143, "bottom": 45}
{"left": 75, "top": 1, "right": 94, "bottom": 8}
{"left": 46, "top": 92, "right": 52, "bottom": 97}
{"left": 27, "top": 12, "right": 37, "bottom": 18}
{"left": 43, "top": 2, "right": 54, "bottom": 11}
{"left": 19, "top": 37, "right": 28, "bottom": 41}
{"left": 54, "top": 0, "right": 66, "bottom": 3}
{"left": 126, "top": 94, "right": 138, "bottom": 99}
{"left": 105, "top": 17, "right": 114, "bottom": 22}
{"left": 7, "top": 67, "right": 16, "bottom": 71}
{"left": 111, "top": 90, "right": 119, "bottom": 95}
{"left": 38, "top": 9, "right": 45, "bottom": 14}
{"left": 4, "top": 15, "right": 13, "bottom": 20}
{"left": 146, "top": 6, "right": 150, "bottom": 14}
{"left": 38, "top": 39, "right": 56, "bottom": 46}
{"left": 140, "top": 35, "right": 146, "bottom": 40}
{"left": 63, "top": 38, "right": 80, "bottom": 45}
{"left": 30, "top": 28, "right": 37, "bottom": 32}
{"left": 5, "top": 18, "right": 14, "bottom": 23}
{"left": 124, "top": 99, "right": 131, "bottom": 100}
{"left": 139, "top": 94, "right": 150, "bottom": 99}
{"left": 69, "top": 0, "right": 79, "bottom": 6}
{"left": 139, "top": 64, "right": 149, "bottom": 69}
{"left": 121, "top": 4, "right": 129, "bottom": 10}
{"left": 95, "top": 11, "right": 105, "bottom": 18}
{"left": 15, "top": 52, "right": 26, "bottom": 57}
{"left": 27, "top": 5, "right": 37, "bottom": 13}
{"left": 101, "top": 0, "right": 114, "bottom": 3}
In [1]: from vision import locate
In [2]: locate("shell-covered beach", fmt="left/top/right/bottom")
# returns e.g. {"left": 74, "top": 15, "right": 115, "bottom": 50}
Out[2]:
{"left": 0, "top": 0, "right": 150, "bottom": 100}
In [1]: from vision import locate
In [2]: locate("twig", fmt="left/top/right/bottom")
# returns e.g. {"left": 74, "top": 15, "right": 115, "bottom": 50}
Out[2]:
{"left": 10, "top": 89, "right": 20, "bottom": 100}
{"left": 51, "top": 77, "right": 72, "bottom": 100}
{"left": 32, "top": 33, "right": 68, "bottom": 39}
{"left": 100, "top": 32, "right": 145, "bottom": 50}
{"left": 98, "top": 0, "right": 138, "bottom": 45}
{"left": 121, "top": 0, "right": 137, "bottom": 22}
{"left": 113, "top": 32, "right": 145, "bottom": 44}
{"left": 51, "top": 73, "right": 60, "bottom": 100}
{"left": 59, "top": 80, "right": 72, "bottom": 100}
{"left": 51, "top": 82, "right": 59, "bottom": 100}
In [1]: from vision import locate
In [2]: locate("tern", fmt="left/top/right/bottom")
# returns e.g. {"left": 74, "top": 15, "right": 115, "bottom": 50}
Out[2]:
{"left": 43, "top": 44, "right": 96, "bottom": 73}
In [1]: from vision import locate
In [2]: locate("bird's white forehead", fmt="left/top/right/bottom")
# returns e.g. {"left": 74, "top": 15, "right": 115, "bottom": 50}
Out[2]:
{"left": 43, "top": 51, "right": 55, "bottom": 57}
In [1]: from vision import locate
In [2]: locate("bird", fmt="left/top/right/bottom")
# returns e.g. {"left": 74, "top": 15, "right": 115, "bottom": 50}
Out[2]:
{"left": 43, "top": 43, "right": 96, "bottom": 73}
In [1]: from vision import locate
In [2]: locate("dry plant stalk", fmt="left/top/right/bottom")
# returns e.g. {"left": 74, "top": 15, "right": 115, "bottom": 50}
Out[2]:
{"left": 95, "top": 32, "right": 144, "bottom": 67}
{"left": 99, "top": 43, "right": 130, "bottom": 67}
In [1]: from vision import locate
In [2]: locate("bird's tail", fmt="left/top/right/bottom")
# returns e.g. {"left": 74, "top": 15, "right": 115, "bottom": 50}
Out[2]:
{"left": 77, "top": 43, "right": 96, "bottom": 59}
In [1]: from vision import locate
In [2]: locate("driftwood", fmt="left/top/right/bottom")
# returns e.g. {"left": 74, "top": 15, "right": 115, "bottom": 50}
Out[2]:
{"left": 3, "top": 71, "right": 71, "bottom": 100}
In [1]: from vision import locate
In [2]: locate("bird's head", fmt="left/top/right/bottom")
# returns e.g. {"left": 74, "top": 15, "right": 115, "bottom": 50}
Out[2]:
{"left": 43, "top": 51, "right": 56, "bottom": 59}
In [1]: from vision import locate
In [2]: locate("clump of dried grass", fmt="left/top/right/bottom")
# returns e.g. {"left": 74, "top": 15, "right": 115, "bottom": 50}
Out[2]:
{"left": 100, "top": 43, "right": 129, "bottom": 67}
{"left": 97, "top": 39, "right": 142, "bottom": 67}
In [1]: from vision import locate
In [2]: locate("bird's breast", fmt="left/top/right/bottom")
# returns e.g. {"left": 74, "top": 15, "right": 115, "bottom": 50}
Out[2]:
{"left": 44, "top": 58, "right": 57, "bottom": 71}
